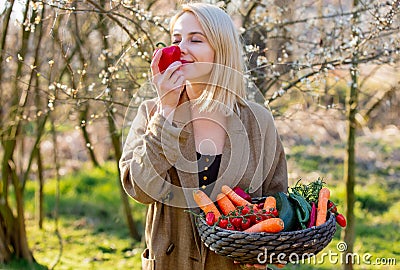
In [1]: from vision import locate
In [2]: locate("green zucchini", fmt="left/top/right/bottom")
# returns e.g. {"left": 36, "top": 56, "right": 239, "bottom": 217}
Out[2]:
{"left": 273, "top": 192, "right": 298, "bottom": 232}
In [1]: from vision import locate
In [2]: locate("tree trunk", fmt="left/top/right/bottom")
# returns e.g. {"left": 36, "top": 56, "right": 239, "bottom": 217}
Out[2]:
{"left": 342, "top": 64, "right": 358, "bottom": 269}
{"left": 342, "top": 1, "right": 360, "bottom": 269}
{"left": 107, "top": 112, "right": 141, "bottom": 241}
{"left": 71, "top": 4, "right": 101, "bottom": 168}
{"left": 0, "top": 205, "right": 15, "bottom": 262}
{"left": 97, "top": 0, "right": 141, "bottom": 241}
{"left": 36, "top": 148, "right": 45, "bottom": 229}
{"left": 34, "top": 45, "right": 45, "bottom": 228}
{"left": 0, "top": 0, "right": 15, "bottom": 100}
{"left": 0, "top": 0, "right": 35, "bottom": 263}
{"left": 79, "top": 106, "right": 101, "bottom": 167}
{"left": 9, "top": 161, "right": 34, "bottom": 262}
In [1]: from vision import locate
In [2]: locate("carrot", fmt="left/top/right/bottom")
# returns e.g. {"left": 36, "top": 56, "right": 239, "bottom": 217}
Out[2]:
{"left": 221, "top": 185, "right": 250, "bottom": 207}
{"left": 244, "top": 218, "right": 284, "bottom": 233}
{"left": 193, "top": 190, "right": 221, "bottom": 222}
{"left": 316, "top": 187, "right": 330, "bottom": 226}
{"left": 263, "top": 196, "right": 276, "bottom": 211}
{"left": 216, "top": 193, "right": 236, "bottom": 215}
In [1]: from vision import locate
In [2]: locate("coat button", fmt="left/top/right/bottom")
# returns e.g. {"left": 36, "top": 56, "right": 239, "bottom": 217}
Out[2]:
{"left": 166, "top": 243, "right": 175, "bottom": 255}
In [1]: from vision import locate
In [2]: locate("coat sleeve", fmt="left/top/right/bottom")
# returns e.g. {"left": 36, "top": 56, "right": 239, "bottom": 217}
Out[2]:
{"left": 261, "top": 110, "right": 288, "bottom": 195}
{"left": 119, "top": 100, "right": 188, "bottom": 204}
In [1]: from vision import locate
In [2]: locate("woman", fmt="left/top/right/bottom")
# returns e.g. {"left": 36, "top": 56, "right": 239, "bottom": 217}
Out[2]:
{"left": 119, "top": 3, "right": 288, "bottom": 269}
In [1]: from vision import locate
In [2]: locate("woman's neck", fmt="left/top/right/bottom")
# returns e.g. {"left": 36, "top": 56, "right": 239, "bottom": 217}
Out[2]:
{"left": 191, "top": 102, "right": 227, "bottom": 155}
{"left": 185, "top": 81, "right": 206, "bottom": 100}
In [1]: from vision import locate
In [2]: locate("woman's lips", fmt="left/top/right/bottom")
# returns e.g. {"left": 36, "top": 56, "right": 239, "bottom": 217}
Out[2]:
{"left": 180, "top": 60, "right": 193, "bottom": 64}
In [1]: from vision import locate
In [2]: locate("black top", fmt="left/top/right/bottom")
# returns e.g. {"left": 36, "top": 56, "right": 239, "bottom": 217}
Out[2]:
{"left": 196, "top": 152, "right": 222, "bottom": 196}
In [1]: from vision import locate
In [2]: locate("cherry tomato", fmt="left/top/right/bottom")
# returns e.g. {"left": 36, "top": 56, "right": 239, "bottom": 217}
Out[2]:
{"left": 249, "top": 213, "right": 257, "bottom": 225}
{"left": 328, "top": 200, "right": 338, "bottom": 213}
{"left": 218, "top": 218, "right": 228, "bottom": 229}
{"left": 231, "top": 217, "right": 243, "bottom": 229}
{"left": 241, "top": 205, "right": 251, "bottom": 215}
{"left": 252, "top": 204, "right": 260, "bottom": 212}
{"left": 255, "top": 216, "right": 263, "bottom": 224}
{"left": 226, "top": 223, "right": 236, "bottom": 231}
{"left": 241, "top": 218, "right": 251, "bottom": 230}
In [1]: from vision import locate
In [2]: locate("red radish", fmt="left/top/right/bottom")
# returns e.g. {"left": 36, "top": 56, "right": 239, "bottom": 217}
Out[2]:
{"left": 307, "top": 202, "right": 317, "bottom": 228}
{"left": 233, "top": 186, "right": 252, "bottom": 202}
{"left": 206, "top": 212, "right": 216, "bottom": 226}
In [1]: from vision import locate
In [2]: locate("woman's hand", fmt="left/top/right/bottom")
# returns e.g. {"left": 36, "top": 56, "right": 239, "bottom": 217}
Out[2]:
{"left": 234, "top": 261, "right": 267, "bottom": 269}
{"left": 151, "top": 49, "right": 185, "bottom": 110}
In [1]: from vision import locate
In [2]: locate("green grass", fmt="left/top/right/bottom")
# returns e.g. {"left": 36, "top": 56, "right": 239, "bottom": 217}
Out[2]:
{"left": 24, "top": 217, "right": 143, "bottom": 270}
{"left": 1, "top": 162, "right": 145, "bottom": 270}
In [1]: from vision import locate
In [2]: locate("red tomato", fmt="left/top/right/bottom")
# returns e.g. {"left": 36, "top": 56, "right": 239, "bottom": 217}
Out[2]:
{"left": 249, "top": 212, "right": 257, "bottom": 225}
{"left": 328, "top": 200, "right": 338, "bottom": 213}
{"left": 336, "top": 214, "right": 347, "bottom": 227}
{"left": 218, "top": 218, "right": 228, "bottom": 229}
{"left": 241, "top": 218, "right": 251, "bottom": 230}
{"left": 240, "top": 205, "right": 251, "bottom": 215}
{"left": 231, "top": 217, "right": 243, "bottom": 230}
{"left": 226, "top": 223, "right": 236, "bottom": 231}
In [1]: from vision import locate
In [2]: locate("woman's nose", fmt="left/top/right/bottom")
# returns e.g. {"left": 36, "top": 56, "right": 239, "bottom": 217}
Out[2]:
{"left": 178, "top": 41, "right": 188, "bottom": 54}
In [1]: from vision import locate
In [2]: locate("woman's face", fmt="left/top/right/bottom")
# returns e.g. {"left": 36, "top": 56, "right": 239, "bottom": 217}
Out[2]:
{"left": 172, "top": 12, "right": 215, "bottom": 83}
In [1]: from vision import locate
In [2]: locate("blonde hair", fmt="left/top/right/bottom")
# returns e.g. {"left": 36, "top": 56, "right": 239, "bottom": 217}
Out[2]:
{"left": 170, "top": 3, "right": 246, "bottom": 115}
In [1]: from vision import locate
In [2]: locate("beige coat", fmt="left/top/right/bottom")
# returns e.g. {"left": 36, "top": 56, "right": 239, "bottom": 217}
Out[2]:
{"left": 119, "top": 93, "right": 288, "bottom": 270}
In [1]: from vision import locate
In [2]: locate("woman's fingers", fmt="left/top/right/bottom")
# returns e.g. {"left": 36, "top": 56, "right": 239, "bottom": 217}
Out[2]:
{"left": 245, "top": 264, "right": 267, "bottom": 269}
{"left": 150, "top": 49, "right": 162, "bottom": 76}
{"left": 234, "top": 262, "right": 268, "bottom": 269}
{"left": 150, "top": 50, "right": 184, "bottom": 109}
{"left": 163, "top": 61, "right": 182, "bottom": 78}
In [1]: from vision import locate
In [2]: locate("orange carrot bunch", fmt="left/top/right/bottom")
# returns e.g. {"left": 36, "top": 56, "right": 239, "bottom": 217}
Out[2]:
{"left": 193, "top": 185, "right": 280, "bottom": 232}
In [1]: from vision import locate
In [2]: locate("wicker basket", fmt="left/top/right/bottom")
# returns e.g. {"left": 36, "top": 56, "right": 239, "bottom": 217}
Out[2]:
{"left": 196, "top": 209, "right": 337, "bottom": 264}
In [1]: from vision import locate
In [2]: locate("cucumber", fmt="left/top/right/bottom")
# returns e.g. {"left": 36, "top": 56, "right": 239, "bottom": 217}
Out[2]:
{"left": 273, "top": 192, "right": 298, "bottom": 232}
{"left": 289, "top": 192, "right": 312, "bottom": 229}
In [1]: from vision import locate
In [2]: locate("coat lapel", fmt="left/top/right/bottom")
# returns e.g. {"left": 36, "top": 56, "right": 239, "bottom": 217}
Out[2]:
{"left": 170, "top": 93, "right": 200, "bottom": 212}
{"left": 209, "top": 111, "right": 250, "bottom": 200}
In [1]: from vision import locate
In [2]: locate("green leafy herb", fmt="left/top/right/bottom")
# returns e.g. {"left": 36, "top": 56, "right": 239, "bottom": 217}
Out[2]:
{"left": 290, "top": 177, "right": 326, "bottom": 204}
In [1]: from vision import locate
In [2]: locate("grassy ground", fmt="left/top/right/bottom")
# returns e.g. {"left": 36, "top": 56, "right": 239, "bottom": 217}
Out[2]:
{"left": 1, "top": 127, "right": 399, "bottom": 270}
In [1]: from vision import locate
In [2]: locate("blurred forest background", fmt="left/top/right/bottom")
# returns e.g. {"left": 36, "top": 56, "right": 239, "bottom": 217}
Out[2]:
{"left": 0, "top": 0, "right": 399, "bottom": 269}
